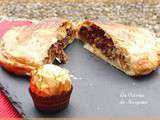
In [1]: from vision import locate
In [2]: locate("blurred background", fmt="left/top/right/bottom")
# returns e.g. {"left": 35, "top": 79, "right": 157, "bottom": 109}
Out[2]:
{"left": 0, "top": 0, "right": 159, "bottom": 37}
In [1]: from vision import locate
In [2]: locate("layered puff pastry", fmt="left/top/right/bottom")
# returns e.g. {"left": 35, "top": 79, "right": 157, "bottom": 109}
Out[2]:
{"left": 0, "top": 18, "right": 76, "bottom": 75}
{"left": 78, "top": 20, "right": 160, "bottom": 76}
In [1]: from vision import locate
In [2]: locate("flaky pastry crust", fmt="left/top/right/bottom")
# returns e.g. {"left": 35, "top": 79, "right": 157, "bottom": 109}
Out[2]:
{"left": 0, "top": 18, "right": 76, "bottom": 75}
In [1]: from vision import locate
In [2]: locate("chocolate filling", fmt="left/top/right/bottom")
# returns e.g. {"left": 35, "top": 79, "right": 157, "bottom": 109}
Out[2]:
{"left": 79, "top": 22, "right": 128, "bottom": 69}
{"left": 79, "top": 23, "right": 117, "bottom": 59}
{"left": 44, "top": 22, "right": 75, "bottom": 64}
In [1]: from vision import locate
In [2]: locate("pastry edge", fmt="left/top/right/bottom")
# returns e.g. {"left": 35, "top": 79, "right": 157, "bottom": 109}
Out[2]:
{"left": 83, "top": 43, "right": 157, "bottom": 76}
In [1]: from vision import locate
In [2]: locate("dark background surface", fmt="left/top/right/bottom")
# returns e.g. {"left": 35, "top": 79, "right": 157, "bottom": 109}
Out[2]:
{"left": 0, "top": 40, "right": 160, "bottom": 117}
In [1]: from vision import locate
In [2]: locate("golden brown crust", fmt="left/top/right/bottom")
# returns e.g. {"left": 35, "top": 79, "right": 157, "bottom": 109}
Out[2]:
{"left": 78, "top": 20, "right": 160, "bottom": 76}
{"left": 0, "top": 57, "right": 37, "bottom": 75}
{"left": 0, "top": 18, "right": 76, "bottom": 75}
{"left": 0, "top": 41, "right": 39, "bottom": 75}
{"left": 131, "top": 59, "right": 156, "bottom": 75}
{"left": 30, "top": 64, "right": 72, "bottom": 96}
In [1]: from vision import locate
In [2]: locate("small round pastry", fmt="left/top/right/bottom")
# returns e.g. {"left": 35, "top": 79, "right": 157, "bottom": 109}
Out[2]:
{"left": 29, "top": 64, "right": 73, "bottom": 112}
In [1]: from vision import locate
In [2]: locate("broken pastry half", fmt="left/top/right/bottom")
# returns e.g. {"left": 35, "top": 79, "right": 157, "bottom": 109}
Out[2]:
{"left": 78, "top": 20, "right": 160, "bottom": 76}
{"left": 0, "top": 18, "right": 76, "bottom": 75}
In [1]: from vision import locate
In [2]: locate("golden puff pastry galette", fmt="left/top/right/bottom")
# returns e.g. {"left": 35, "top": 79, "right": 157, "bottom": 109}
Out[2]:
{"left": 0, "top": 18, "right": 76, "bottom": 75}
{"left": 78, "top": 20, "right": 160, "bottom": 76}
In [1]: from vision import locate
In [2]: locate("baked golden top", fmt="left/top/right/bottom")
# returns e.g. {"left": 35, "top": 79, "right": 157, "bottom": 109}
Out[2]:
{"left": 30, "top": 64, "right": 72, "bottom": 96}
